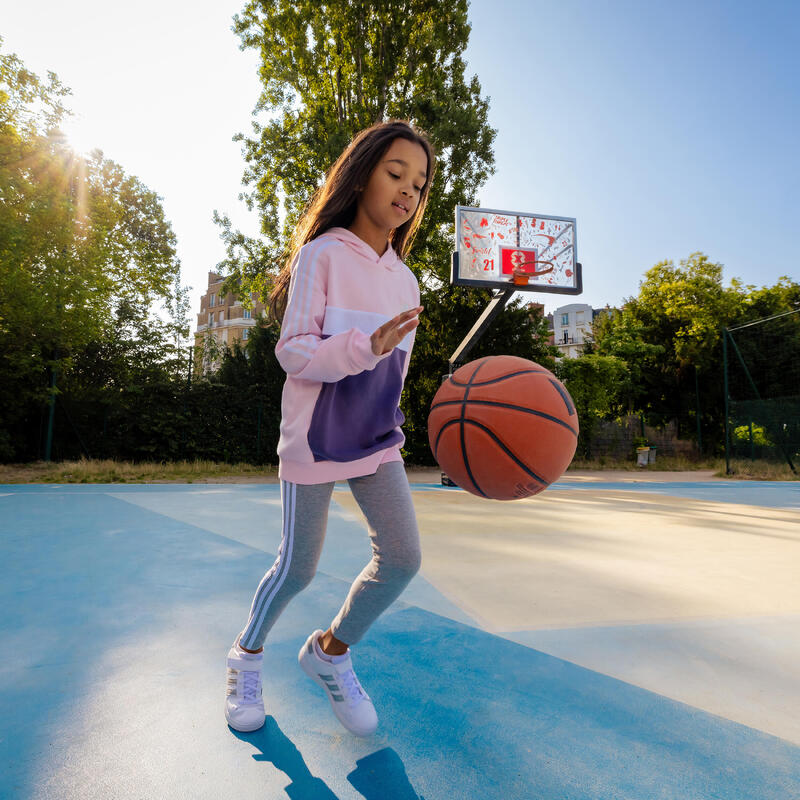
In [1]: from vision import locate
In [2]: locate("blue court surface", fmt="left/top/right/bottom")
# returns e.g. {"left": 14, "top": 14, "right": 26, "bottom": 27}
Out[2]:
{"left": 1, "top": 478, "right": 799, "bottom": 799}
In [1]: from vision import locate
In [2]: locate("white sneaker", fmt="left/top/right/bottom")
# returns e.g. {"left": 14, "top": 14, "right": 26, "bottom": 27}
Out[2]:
{"left": 225, "top": 638, "right": 265, "bottom": 732}
{"left": 298, "top": 630, "right": 378, "bottom": 737}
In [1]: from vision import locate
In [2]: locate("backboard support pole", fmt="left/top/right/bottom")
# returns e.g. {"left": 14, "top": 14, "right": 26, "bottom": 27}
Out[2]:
{"left": 447, "top": 287, "right": 516, "bottom": 375}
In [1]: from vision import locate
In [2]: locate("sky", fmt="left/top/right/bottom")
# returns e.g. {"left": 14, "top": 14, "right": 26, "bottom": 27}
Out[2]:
{"left": 3, "top": 0, "right": 798, "bottom": 333}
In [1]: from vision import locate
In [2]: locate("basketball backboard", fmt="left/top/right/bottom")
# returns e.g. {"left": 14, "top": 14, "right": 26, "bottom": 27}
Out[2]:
{"left": 452, "top": 206, "right": 582, "bottom": 295}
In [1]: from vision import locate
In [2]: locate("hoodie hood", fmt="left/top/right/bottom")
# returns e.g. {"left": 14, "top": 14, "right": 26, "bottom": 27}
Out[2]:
{"left": 323, "top": 227, "right": 403, "bottom": 271}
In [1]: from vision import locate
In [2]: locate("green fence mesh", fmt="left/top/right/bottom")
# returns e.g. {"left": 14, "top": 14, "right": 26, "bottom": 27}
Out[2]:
{"left": 724, "top": 309, "right": 800, "bottom": 471}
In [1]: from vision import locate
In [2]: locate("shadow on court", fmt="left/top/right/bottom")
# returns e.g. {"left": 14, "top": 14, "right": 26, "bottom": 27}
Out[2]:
{"left": 234, "top": 719, "right": 423, "bottom": 799}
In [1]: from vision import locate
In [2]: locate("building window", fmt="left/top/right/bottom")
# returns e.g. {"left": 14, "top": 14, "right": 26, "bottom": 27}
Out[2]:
{"left": 563, "top": 331, "right": 569, "bottom": 344}
{"left": 209, "top": 293, "right": 216, "bottom": 307}
{"left": 243, "top": 309, "right": 251, "bottom": 319}
{"left": 576, "top": 310, "right": 584, "bottom": 323}
{"left": 242, "top": 328, "right": 249, "bottom": 341}
{"left": 561, "top": 313, "right": 569, "bottom": 326}
{"left": 209, "top": 312, "right": 214, "bottom": 327}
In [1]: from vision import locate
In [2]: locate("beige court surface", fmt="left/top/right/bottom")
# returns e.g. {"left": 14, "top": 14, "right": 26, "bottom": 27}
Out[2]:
{"left": 335, "top": 472, "right": 800, "bottom": 745}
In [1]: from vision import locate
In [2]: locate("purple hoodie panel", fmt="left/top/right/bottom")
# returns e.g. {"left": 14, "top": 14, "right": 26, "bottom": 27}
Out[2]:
{"left": 308, "top": 344, "right": 407, "bottom": 462}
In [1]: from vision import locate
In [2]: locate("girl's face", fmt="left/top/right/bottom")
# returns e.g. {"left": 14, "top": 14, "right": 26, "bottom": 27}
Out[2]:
{"left": 357, "top": 137, "right": 429, "bottom": 235}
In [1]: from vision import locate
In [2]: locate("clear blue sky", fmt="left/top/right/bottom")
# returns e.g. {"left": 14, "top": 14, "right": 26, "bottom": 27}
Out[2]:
{"left": 465, "top": 0, "right": 799, "bottom": 310}
{"left": 3, "top": 0, "right": 798, "bottom": 327}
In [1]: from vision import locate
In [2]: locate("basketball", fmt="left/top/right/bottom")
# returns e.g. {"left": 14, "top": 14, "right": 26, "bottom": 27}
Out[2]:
{"left": 427, "top": 355, "right": 579, "bottom": 501}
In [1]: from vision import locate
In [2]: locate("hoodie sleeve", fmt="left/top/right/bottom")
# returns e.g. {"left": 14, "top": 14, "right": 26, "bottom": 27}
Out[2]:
{"left": 275, "top": 241, "right": 393, "bottom": 382}
{"left": 399, "top": 281, "right": 421, "bottom": 387}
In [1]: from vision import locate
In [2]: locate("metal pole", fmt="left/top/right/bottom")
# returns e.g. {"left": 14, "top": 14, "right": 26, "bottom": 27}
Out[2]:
{"left": 182, "top": 346, "right": 193, "bottom": 458}
{"left": 722, "top": 328, "right": 730, "bottom": 474}
{"left": 694, "top": 365, "right": 702, "bottom": 454}
{"left": 44, "top": 357, "right": 58, "bottom": 462}
{"left": 256, "top": 399, "right": 262, "bottom": 461}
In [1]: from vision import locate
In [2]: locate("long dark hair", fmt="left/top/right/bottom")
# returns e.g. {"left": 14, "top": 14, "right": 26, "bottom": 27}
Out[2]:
{"left": 266, "top": 120, "right": 436, "bottom": 325}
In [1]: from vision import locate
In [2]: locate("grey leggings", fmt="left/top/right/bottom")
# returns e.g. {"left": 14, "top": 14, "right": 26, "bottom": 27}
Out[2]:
{"left": 239, "top": 461, "right": 422, "bottom": 651}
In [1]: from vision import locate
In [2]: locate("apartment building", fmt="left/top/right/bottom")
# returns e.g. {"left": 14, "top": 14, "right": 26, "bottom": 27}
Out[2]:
{"left": 550, "top": 303, "right": 615, "bottom": 358}
{"left": 194, "top": 271, "right": 267, "bottom": 370}
{"left": 551, "top": 303, "right": 592, "bottom": 358}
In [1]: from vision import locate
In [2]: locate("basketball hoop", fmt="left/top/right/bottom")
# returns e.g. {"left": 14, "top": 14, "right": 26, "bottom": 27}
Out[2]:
{"left": 510, "top": 259, "right": 555, "bottom": 285}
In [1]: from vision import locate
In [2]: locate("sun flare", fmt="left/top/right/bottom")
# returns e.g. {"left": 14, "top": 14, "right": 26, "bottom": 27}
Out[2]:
{"left": 61, "top": 116, "right": 102, "bottom": 158}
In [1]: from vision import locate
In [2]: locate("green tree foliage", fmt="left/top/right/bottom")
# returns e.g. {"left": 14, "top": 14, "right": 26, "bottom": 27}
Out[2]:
{"left": 0, "top": 36, "right": 72, "bottom": 137}
{"left": 727, "top": 279, "right": 800, "bottom": 411}
{"left": 215, "top": 0, "right": 555, "bottom": 465}
{"left": 631, "top": 253, "right": 744, "bottom": 374}
{"left": 218, "top": 0, "right": 496, "bottom": 295}
{"left": 590, "top": 251, "right": 799, "bottom": 453}
{"left": 555, "top": 354, "right": 628, "bottom": 458}
{"left": 0, "top": 40, "right": 190, "bottom": 460}
{"left": 588, "top": 310, "right": 664, "bottom": 413}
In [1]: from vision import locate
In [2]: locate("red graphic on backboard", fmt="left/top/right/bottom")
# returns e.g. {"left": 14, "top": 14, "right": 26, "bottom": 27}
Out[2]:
{"left": 500, "top": 246, "right": 538, "bottom": 275}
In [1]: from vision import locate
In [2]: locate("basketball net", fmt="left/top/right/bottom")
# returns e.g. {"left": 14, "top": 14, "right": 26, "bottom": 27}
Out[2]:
{"left": 510, "top": 258, "right": 555, "bottom": 286}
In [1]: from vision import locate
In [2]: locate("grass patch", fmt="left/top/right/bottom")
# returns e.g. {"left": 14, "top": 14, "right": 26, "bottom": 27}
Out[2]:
{"left": 720, "top": 458, "right": 799, "bottom": 481}
{"left": 1, "top": 456, "right": 796, "bottom": 484}
{"left": 567, "top": 455, "right": 723, "bottom": 473}
{"left": 0, "top": 458, "right": 279, "bottom": 484}
{"left": 567, "top": 455, "right": 797, "bottom": 480}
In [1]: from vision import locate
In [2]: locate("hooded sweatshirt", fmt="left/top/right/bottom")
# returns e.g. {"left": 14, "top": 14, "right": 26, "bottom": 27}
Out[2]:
{"left": 275, "top": 227, "right": 421, "bottom": 484}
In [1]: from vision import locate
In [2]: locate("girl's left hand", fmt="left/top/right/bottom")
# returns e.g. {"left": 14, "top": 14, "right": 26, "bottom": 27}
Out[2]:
{"left": 371, "top": 306, "right": 424, "bottom": 356}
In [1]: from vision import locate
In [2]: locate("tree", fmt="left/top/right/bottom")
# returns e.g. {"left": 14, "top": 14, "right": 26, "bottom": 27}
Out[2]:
{"left": 555, "top": 355, "right": 629, "bottom": 458}
{"left": 0, "top": 41, "right": 189, "bottom": 460}
{"left": 631, "top": 253, "right": 744, "bottom": 375}
{"left": 588, "top": 253, "right": 742, "bottom": 447}
{"left": 217, "top": 0, "right": 496, "bottom": 298}
{"left": 588, "top": 309, "right": 664, "bottom": 413}
{"left": 0, "top": 35, "right": 72, "bottom": 138}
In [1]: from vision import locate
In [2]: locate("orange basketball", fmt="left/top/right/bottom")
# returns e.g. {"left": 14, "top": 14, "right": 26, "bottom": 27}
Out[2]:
{"left": 427, "top": 355, "right": 579, "bottom": 501}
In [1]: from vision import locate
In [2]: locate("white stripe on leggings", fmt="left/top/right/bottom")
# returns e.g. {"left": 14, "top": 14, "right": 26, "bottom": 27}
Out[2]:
{"left": 243, "top": 480, "right": 296, "bottom": 648}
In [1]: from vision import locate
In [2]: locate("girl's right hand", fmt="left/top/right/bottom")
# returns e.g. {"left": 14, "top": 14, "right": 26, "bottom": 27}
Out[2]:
{"left": 371, "top": 306, "right": 424, "bottom": 356}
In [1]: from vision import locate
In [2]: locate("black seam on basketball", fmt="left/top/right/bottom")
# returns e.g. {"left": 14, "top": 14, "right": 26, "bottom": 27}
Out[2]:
{"left": 434, "top": 418, "right": 548, "bottom": 487}
{"left": 461, "top": 360, "right": 489, "bottom": 498}
{"left": 549, "top": 378, "right": 575, "bottom": 416}
{"left": 448, "top": 368, "right": 550, "bottom": 387}
{"left": 430, "top": 399, "right": 578, "bottom": 438}
{"left": 467, "top": 419, "right": 548, "bottom": 486}
{"left": 433, "top": 419, "right": 454, "bottom": 462}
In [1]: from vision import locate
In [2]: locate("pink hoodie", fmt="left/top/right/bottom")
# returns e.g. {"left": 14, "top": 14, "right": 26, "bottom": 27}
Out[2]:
{"left": 275, "top": 227, "right": 421, "bottom": 484}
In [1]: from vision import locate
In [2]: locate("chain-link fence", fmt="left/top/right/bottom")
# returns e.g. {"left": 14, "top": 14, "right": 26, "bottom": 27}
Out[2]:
{"left": 723, "top": 309, "right": 800, "bottom": 473}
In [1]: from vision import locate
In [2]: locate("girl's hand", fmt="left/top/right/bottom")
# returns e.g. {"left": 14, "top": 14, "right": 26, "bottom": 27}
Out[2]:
{"left": 371, "top": 306, "right": 424, "bottom": 356}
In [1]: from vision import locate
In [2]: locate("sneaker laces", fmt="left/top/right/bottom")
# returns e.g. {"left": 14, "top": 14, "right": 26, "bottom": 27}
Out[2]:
{"left": 339, "top": 668, "right": 367, "bottom": 704}
{"left": 242, "top": 669, "right": 261, "bottom": 703}
{"left": 228, "top": 667, "right": 261, "bottom": 704}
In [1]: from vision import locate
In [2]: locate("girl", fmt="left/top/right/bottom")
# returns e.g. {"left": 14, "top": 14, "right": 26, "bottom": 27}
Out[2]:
{"left": 225, "top": 120, "right": 435, "bottom": 737}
